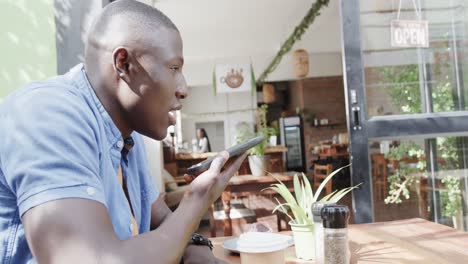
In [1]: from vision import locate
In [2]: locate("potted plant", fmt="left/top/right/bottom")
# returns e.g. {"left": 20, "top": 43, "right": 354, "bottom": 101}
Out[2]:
{"left": 247, "top": 126, "right": 279, "bottom": 176}
{"left": 246, "top": 135, "right": 267, "bottom": 177}
{"left": 267, "top": 126, "right": 279, "bottom": 147}
{"left": 235, "top": 105, "right": 277, "bottom": 176}
{"left": 234, "top": 124, "right": 275, "bottom": 177}
{"left": 234, "top": 122, "right": 262, "bottom": 176}
{"left": 265, "top": 166, "right": 360, "bottom": 260}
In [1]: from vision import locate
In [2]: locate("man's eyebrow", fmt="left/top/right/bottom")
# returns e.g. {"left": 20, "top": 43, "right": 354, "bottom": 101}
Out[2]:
{"left": 168, "top": 56, "right": 184, "bottom": 65}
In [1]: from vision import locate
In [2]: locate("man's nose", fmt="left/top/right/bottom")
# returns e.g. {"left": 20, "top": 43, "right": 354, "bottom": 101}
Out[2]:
{"left": 176, "top": 74, "right": 188, "bottom": 99}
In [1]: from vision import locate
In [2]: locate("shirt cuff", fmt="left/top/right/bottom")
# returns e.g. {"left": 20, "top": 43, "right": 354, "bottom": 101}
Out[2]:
{"left": 18, "top": 183, "right": 106, "bottom": 217}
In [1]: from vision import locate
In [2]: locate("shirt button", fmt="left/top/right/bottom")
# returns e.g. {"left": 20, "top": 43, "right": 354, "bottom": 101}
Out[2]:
{"left": 117, "top": 141, "right": 124, "bottom": 148}
{"left": 86, "top": 187, "right": 96, "bottom": 196}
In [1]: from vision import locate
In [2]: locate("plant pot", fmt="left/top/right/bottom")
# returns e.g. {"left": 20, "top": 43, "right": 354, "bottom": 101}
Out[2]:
{"left": 268, "top": 135, "right": 277, "bottom": 147}
{"left": 289, "top": 220, "right": 315, "bottom": 260}
{"left": 248, "top": 155, "right": 267, "bottom": 177}
{"left": 452, "top": 211, "right": 464, "bottom": 231}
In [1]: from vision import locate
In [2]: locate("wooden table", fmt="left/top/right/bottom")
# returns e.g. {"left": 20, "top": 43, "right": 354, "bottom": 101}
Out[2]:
{"left": 314, "top": 144, "right": 349, "bottom": 159}
{"left": 211, "top": 218, "right": 468, "bottom": 263}
{"left": 317, "top": 152, "right": 349, "bottom": 159}
{"left": 219, "top": 172, "right": 296, "bottom": 236}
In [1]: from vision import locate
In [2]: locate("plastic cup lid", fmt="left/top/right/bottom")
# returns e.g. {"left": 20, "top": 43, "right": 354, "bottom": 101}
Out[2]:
{"left": 237, "top": 232, "right": 291, "bottom": 253}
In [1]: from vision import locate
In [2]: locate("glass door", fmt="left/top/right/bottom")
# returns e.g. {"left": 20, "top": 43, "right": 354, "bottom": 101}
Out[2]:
{"left": 341, "top": 0, "right": 468, "bottom": 230}
{"left": 285, "top": 126, "right": 303, "bottom": 169}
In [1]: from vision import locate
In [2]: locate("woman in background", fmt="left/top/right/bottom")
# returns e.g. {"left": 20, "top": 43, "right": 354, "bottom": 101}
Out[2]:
{"left": 197, "top": 128, "right": 212, "bottom": 153}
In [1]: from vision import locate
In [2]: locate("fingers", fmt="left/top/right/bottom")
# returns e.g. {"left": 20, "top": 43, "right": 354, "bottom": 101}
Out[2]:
{"left": 185, "top": 151, "right": 229, "bottom": 183}
{"left": 184, "top": 174, "right": 195, "bottom": 183}
{"left": 208, "top": 151, "right": 229, "bottom": 174}
{"left": 221, "top": 152, "right": 248, "bottom": 179}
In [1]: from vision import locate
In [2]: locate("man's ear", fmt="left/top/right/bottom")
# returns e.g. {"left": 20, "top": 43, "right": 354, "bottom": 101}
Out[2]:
{"left": 112, "top": 47, "right": 130, "bottom": 78}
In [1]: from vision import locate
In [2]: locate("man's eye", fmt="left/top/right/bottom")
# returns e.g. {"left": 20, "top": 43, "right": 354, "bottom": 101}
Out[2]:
{"left": 170, "top": 66, "right": 179, "bottom": 72}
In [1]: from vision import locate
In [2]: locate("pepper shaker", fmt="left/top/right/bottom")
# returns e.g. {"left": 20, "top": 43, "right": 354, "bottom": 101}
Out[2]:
{"left": 312, "top": 201, "right": 335, "bottom": 264}
{"left": 321, "top": 205, "right": 350, "bottom": 264}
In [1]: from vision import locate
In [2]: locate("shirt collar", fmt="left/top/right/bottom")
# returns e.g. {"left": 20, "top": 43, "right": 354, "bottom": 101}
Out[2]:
{"left": 68, "top": 64, "right": 123, "bottom": 148}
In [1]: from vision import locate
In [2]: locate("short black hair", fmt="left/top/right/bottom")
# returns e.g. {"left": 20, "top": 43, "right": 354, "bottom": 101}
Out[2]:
{"left": 90, "top": 0, "right": 178, "bottom": 39}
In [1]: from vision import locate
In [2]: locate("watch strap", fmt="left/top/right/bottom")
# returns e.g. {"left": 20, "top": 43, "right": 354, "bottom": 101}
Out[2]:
{"left": 189, "top": 233, "right": 213, "bottom": 251}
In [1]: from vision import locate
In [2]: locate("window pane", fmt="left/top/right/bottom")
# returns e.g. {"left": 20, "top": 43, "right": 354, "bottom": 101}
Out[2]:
{"left": 370, "top": 136, "right": 468, "bottom": 231}
{"left": 370, "top": 139, "right": 429, "bottom": 221}
{"left": 360, "top": 0, "right": 468, "bottom": 117}
{"left": 434, "top": 136, "right": 467, "bottom": 230}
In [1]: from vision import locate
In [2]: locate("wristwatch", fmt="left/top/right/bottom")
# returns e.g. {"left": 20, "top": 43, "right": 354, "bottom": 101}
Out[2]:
{"left": 189, "top": 233, "right": 213, "bottom": 251}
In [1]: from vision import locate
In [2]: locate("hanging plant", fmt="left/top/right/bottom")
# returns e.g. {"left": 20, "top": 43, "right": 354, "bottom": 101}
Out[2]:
{"left": 256, "top": 0, "right": 330, "bottom": 84}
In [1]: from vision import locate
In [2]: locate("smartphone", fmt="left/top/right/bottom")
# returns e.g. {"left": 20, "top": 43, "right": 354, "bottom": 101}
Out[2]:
{"left": 186, "top": 135, "right": 265, "bottom": 175}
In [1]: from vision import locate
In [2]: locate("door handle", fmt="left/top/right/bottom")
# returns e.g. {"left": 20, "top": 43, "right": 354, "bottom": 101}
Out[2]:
{"left": 352, "top": 106, "right": 362, "bottom": 130}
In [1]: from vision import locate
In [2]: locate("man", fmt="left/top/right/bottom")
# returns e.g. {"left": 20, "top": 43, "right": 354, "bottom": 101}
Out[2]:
{"left": 0, "top": 0, "right": 246, "bottom": 263}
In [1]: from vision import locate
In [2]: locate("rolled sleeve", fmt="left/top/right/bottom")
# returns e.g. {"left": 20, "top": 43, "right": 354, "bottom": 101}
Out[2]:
{"left": 1, "top": 87, "right": 106, "bottom": 216}
{"left": 18, "top": 183, "right": 105, "bottom": 217}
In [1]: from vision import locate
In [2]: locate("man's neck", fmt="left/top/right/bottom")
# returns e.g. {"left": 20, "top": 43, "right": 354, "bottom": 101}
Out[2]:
{"left": 84, "top": 67, "right": 133, "bottom": 138}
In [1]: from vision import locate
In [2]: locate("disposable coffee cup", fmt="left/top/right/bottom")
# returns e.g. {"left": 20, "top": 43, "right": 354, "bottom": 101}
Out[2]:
{"left": 237, "top": 232, "right": 291, "bottom": 264}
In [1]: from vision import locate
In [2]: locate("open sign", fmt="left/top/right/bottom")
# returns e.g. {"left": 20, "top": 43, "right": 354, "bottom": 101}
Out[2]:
{"left": 391, "top": 20, "right": 429, "bottom": 48}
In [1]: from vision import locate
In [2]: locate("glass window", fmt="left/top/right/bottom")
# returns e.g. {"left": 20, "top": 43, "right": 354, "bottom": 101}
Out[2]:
{"left": 360, "top": 0, "right": 468, "bottom": 117}
{"left": 369, "top": 136, "right": 468, "bottom": 231}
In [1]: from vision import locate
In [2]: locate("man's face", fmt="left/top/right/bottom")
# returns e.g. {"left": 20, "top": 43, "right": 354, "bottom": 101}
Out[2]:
{"left": 120, "top": 28, "right": 187, "bottom": 140}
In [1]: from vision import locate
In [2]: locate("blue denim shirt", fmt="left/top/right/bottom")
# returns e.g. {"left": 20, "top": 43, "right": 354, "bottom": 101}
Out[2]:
{"left": 0, "top": 64, "right": 159, "bottom": 263}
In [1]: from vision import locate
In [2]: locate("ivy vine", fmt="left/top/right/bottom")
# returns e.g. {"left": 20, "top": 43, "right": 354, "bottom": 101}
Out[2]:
{"left": 256, "top": 0, "right": 330, "bottom": 84}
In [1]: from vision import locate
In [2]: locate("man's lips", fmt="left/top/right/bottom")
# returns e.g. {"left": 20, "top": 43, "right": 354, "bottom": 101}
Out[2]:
{"left": 168, "top": 111, "right": 176, "bottom": 125}
{"left": 168, "top": 105, "right": 181, "bottom": 126}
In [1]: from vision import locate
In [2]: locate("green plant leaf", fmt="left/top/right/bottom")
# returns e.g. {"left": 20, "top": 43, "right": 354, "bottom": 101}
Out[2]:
{"left": 293, "top": 174, "right": 303, "bottom": 209}
{"left": 272, "top": 200, "right": 294, "bottom": 222}
{"left": 302, "top": 173, "right": 314, "bottom": 201}
{"left": 272, "top": 202, "right": 290, "bottom": 214}
{"left": 321, "top": 190, "right": 339, "bottom": 202}
{"left": 265, "top": 180, "right": 309, "bottom": 223}
{"left": 302, "top": 184, "right": 311, "bottom": 219}
{"left": 313, "top": 165, "right": 350, "bottom": 202}
{"left": 301, "top": 173, "right": 314, "bottom": 218}
{"left": 268, "top": 164, "right": 358, "bottom": 225}
{"left": 250, "top": 64, "right": 256, "bottom": 96}
{"left": 267, "top": 171, "right": 285, "bottom": 185}
{"left": 289, "top": 203, "right": 311, "bottom": 224}
{"left": 265, "top": 184, "right": 298, "bottom": 209}
{"left": 324, "top": 183, "right": 362, "bottom": 203}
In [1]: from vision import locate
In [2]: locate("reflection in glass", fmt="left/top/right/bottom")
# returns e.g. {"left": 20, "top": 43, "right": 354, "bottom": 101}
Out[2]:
{"left": 370, "top": 136, "right": 468, "bottom": 231}
{"left": 360, "top": 0, "right": 468, "bottom": 117}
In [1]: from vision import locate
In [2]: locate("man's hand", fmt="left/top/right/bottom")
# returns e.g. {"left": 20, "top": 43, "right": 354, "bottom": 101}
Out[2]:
{"left": 182, "top": 245, "right": 227, "bottom": 264}
{"left": 184, "top": 151, "right": 248, "bottom": 206}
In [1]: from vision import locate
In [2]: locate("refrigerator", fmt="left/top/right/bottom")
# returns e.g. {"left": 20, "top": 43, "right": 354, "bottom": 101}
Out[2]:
{"left": 279, "top": 116, "right": 306, "bottom": 172}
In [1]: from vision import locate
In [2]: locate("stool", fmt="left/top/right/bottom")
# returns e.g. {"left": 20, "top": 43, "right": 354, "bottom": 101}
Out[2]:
{"left": 313, "top": 164, "right": 333, "bottom": 195}
{"left": 208, "top": 200, "right": 257, "bottom": 237}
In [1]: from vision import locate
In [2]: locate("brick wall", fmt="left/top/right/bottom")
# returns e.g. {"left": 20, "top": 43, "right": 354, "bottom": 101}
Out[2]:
{"left": 288, "top": 76, "right": 348, "bottom": 174}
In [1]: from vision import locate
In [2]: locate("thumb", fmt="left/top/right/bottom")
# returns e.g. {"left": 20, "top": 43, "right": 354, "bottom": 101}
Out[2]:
{"left": 208, "top": 151, "right": 229, "bottom": 174}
